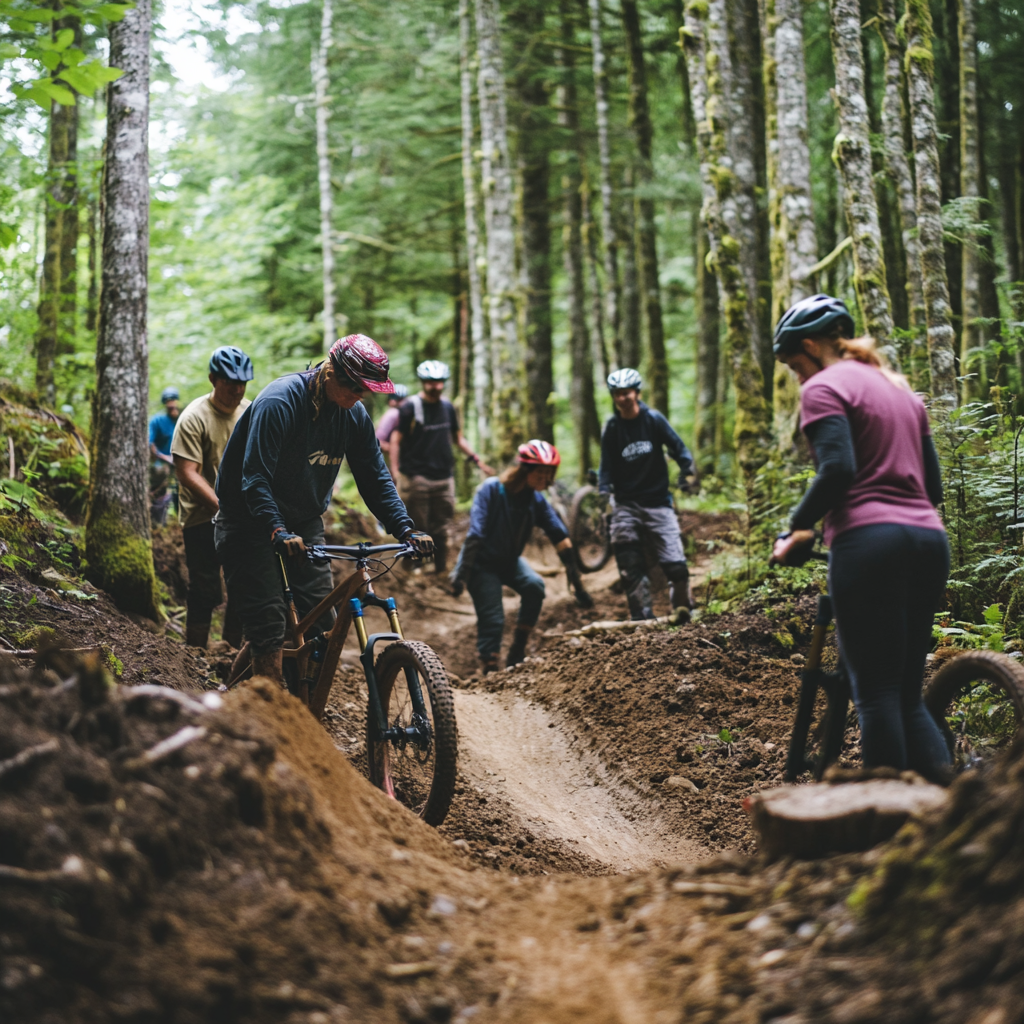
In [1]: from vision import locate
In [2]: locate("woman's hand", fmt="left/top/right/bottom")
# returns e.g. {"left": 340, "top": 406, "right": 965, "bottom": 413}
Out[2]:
{"left": 770, "top": 529, "right": 816, "bottom": 567}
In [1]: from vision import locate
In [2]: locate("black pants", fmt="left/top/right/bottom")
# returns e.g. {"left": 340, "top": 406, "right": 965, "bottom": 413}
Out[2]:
{"left": 215, "top": 515, "right": 334, "bottom": 655}
{"left": 829, "top": 523, "right": 951, "bottom": 779}
{"left": 183, "top": 522, "right": 223, "bottom": 626}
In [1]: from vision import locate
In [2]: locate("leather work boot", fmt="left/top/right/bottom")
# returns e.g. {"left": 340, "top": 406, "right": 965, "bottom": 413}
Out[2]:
{"left": 505, "top": 625, "right": 533, "bottom": 667}
{"left": 480, "top": 652, "right": 501, "bottom": 675}
{"left": 185, "top": 621, "right": 210, "bottom": 650}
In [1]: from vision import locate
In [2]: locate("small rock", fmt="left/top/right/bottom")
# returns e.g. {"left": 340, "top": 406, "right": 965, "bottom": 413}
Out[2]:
{"left": 429, "top": 894, "right": 457, "bottom": 916}
{"left": 790, "top": 653, "right": 805, "bottom": 665}
{"left": 664, "top": 776, "right": 699, "bottom": 794}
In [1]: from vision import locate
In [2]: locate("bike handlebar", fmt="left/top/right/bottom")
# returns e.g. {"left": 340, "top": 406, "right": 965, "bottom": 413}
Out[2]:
{"left": 307, "top": 542, "right": 416, "bottom": 563}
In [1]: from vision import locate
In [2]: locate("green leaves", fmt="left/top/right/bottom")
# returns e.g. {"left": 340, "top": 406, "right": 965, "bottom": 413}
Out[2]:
{"left": 1, "top": 0, "right": 132, "bottom": 108}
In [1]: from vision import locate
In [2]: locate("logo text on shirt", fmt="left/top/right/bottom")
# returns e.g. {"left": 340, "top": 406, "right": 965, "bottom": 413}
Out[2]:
{"left": 308, "top": 450, "right": 343, "bottom": 467}
{"left": 621, "top": 440, "right": 653, "bottom": 461}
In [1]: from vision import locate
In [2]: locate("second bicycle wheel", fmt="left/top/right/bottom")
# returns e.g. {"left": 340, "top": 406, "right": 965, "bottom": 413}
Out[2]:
{"left": 924, "top": 649, "right": 1024, "bottom": 770}
{"left": 569, "top": 484, "right": 612, "bottom": 573}
{"left": 367, "top": 640, "right": 458, "bottom": 827}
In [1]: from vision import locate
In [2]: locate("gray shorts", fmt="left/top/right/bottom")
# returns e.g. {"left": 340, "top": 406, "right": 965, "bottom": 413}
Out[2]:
{"left": 609, "top": 500, "right": 686, "bottom": 563}
{"left": 214, "top": 515, "right": 334, "bottom": 655}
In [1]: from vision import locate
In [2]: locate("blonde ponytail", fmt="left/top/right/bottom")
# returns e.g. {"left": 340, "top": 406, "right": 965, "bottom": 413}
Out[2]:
{"left": 837, "top": 336, "right": 911, "bottom": 392}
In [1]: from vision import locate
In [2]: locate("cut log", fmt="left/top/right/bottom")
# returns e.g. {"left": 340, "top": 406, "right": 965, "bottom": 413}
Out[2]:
{"left": 552, "top": 609, "right": 689, "bottom": 638}
{"left": 744, "top": 779, "right": 947, "bottom": 859}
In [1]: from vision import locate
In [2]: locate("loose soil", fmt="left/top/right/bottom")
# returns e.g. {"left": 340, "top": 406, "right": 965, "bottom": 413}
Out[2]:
{"left": 5, "top": 503, "right": 1020, "bottom": 1023}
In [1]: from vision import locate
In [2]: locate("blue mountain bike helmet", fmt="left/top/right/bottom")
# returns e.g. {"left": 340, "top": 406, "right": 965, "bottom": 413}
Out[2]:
{"left": 209, "top": 346, "right": 254, "bottom": 382}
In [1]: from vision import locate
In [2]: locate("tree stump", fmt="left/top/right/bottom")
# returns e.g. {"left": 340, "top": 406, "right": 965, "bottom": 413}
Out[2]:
{"left": 744, "top": 779, "right": 948, "bottom": 859}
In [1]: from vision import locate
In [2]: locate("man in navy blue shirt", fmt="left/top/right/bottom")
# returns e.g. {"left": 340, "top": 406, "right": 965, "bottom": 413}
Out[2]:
{"left": 598, "top": 368, "right": 699, "bottom": 621}
{"left": 215, "top": 335, "right": 432, "bottom": 684}
{"left": 149, "top": 387, "right": 180, "bottom": 525}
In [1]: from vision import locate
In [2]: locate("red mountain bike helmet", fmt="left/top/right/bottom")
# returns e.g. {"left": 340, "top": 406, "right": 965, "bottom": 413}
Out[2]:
{"left": 328, "top": 334, "right": 395, "bottom": 393}
{"left": 517, "top": 439, "right": 561, "bottom": 467}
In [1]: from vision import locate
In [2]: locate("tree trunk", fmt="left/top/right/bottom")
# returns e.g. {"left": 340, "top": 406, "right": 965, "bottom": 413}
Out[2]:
{"left": 515, "top": 0, "right": 553, "bottom": 443}
{"left": 875, "top": 0, "right": 926, "bottom": 334}
{"left": 582, "top": 172, "right": 610, "bottom": 388}
{"left": 459, "top": 0, "right": 489, "bottom": 453}
{"left": 35, "top": 105, "right": 65, "bottom": 406}
{"left": 559, "top": 0, "right": 597, "bottom": 478}
{"left": 619, "top": 165, "right": 642, "bottom": 370}
{"left": 85, "top": 195, "right": 98, "bottom": 333}
{"left": 957, "top": 0, "right": 983, "bottom": 400}
{"left": 762, "top": 0, "right": 817, "bottom": 444}
{"left": 588, "top": 0, "right": 621, "bottom": 368}
{"left": 905, "top": 0, "right": 957, "bottom": 406}
{"left": 313, "top": 0, "right": 334, "bottom": 351}
{"left": 620, "top": 0, "right": 668, "bottom": 414}
{"left": 85, "top": 0, "right": 158, "bottom": 619}
{"left": 477, "top": 0, "right": 524, "bottom": 460}
{"left": 684, "top": 0, "right": 773, "bottom": 481}
{"left": 828, "top": 0, "right": 894, "bottom": 354}
{"left": 693, "top": 210, "right": 719, "bottom": 475}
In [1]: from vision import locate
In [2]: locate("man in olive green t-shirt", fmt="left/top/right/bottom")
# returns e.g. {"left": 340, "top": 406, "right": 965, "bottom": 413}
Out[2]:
{"left": 171, "top": 346, "right": 254, "bottom": 650}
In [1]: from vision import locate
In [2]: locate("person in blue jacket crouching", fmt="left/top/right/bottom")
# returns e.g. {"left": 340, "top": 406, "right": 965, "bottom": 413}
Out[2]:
{"left": 451, "top": 440, "right": 593, "bottom": 673}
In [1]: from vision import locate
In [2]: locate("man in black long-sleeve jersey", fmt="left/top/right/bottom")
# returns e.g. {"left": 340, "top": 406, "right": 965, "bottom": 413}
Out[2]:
{"left": 598, "top": 368, "right": 699, "bottom": 621}
{"left": 215, "top": 334, "right": 432, "bottom": 684}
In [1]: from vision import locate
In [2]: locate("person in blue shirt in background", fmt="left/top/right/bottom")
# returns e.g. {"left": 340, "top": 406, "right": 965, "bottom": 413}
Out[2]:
{"left": 450, "top": 440, "right": 593, "bottom": 674}
{"left": 149, "top": 386, "right": 180, "bottom": 525}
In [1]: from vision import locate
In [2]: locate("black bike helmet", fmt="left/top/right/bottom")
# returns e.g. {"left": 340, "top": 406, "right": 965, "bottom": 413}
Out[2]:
{"left": 773, "top": 294, "right": 855, "bottom": 357}
{"left": 209, "top": 346, "right": 254, "bottom": 382}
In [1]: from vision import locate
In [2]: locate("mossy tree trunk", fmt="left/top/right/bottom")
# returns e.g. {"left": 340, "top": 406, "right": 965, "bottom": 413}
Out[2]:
{"left": 312, "top": 0, "right": 334, "bottom": 351}
{"left": 693, "top": 209, "right": 720, "bottom": 475}
{"left": 458, "top": 0, "right": 489, "bottom": 452}
{"left": 86, "top": 0, "right": 159, "bottom": 620}
{"left": 588, "top": 0, "right": 622, "bottom": 369}
{"left": 762, "top": 0, "right": 817, "bottom": 446}
{"left": 875, "top": 0, "right": 926, "bottom": 336}
{"left": 828, "top": 0, "right": 895, "bottom": 354}
{"left": 905, "top": 0, "right": 957, "bottom": 407}
{"left": 476, "top": 0, "right": 524, "bottom": 460}
{"left": 684, "top": 0, "right": 773, "bottom": 482}
{"left": 559, "top": 0, "right": 598, "bottom": 476}
{"left": 958, "top": 0, "right": 984, "bottom": 400}
{"left": 514, "top": 0, "right": 553, "bottom": 443}
{"left": 55, "top": 14, "right": 81, "bottom": 360}
{"left": 582, "top": 174, "right": 610, "bottom": 387}
{"left": 621, "top": 0, "right": 669, "bottom": 414}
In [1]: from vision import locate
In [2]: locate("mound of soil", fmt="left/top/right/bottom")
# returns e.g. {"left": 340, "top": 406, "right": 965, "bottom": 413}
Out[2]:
{"left": 484, "top": 608, "right": 812, "bottom": 855}
{"left": 0, "top": 652, "right": 508, "bottom": 1023}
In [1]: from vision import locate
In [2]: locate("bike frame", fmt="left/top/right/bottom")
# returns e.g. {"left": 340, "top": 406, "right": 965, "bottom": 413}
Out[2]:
{"left": 269, "top": 544, "right": 432, "bottom": 752}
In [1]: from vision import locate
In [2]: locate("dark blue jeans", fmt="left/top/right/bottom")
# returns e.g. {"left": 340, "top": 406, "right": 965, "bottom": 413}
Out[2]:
{"left": 829, "top": 523, "right": 951, "bottom": 779}
{"left": 467, "top": 558, "right": 546, "bottom": 658}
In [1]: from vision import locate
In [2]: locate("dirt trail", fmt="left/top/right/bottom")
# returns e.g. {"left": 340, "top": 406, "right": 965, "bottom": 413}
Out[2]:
{"left": 453, "top": 689, "right": 706, "bottom": 871}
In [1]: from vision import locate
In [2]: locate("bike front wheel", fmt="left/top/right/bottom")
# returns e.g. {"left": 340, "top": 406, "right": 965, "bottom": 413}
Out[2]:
{"left": 923, "top": 649, "right": 1024, "bottom": 771}
{"left": 569, "top": 484, "right": 612, "bottom": 574}
{"left": 367, "top": 641, "right": 458, "bottom": 827}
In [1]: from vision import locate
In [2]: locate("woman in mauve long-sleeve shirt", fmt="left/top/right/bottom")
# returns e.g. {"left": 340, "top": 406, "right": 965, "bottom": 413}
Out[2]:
{"left": 771, "top": 294, "right": 951, "bottom": 782}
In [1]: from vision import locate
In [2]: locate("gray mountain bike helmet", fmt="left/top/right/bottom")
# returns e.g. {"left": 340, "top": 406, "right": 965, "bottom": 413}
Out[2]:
{"left": 607, "top": 368, "right": 642, "bottom": 392}
{"left": 416, "top": 360, "right": 450, "bottom": 381}
{"left": 773, "top": 294, "right": 855, "bottom": 357}
{"left": 209, "top": 346, "right": 255, "bottom": 382}
{"left": 392, "top": 383, "right": 409, "bottom": 400}
{"left": 160, "top": 387, "right": 180, "bottom": 404}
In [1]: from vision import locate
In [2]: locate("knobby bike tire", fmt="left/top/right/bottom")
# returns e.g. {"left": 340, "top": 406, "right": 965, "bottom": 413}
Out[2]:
{"left": 923, "top": 649, "right": 1024, "bottom": 762}
{"left": 569, "top": 484, "right": 612, "bottom": 574}
{"left": 367, "top": 641, "right": 458, "bottom": 827}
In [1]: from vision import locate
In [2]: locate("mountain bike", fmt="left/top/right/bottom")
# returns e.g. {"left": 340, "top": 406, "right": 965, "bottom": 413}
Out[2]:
{"left": 227, "top": 542, "right": 458, "bottom": 826}
{"left": 568, "top": 470, "right": 612, "bottom": 574}
{"left": 785, "top": 591, "right": 1024, "bottom": 781}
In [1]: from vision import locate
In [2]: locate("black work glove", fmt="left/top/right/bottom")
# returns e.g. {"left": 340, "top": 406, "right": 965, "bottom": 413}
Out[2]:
{"left": 449, "top": 568, "right": 466, "bottom": 598}
{"left": 558, "top": 546, "right": 593, "bottom": 608}
{"left": 677, "top": 468, "right": 700, "bottom": 494}
{"left": 403, "top": 529, "right": 434, "bottom": 557}
{"left": 272, "top": 530, "right": 306, "bottom": 557}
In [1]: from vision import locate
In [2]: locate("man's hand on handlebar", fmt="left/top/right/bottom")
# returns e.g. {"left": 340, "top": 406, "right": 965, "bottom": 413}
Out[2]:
{"left": 403, "top": 530, "right": 434, "bottom": 557}
{"left": 770, "top": 529, "right": 816, "bottom": 567}
{"left": 272, "top": 530, "right": 307, "bottom": 558}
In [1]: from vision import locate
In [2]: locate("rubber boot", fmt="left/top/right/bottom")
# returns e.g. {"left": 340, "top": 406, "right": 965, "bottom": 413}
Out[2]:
{"left": 251, "top": 648, "right": 284, "bottom": 686}
{"left": 667, "top": 564, "right": 694, "bottom": 624}
{"left": 625, "top": 577, "right": 654, "bottom": 622}
{"left": 505, "top": 625, "right": 533, "bottom": 667}
{"left": 480, "top": 652, "right": 501, "bottom": 675}
{"left": 185, "top": 620, "right": 210, "bottom": 650}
